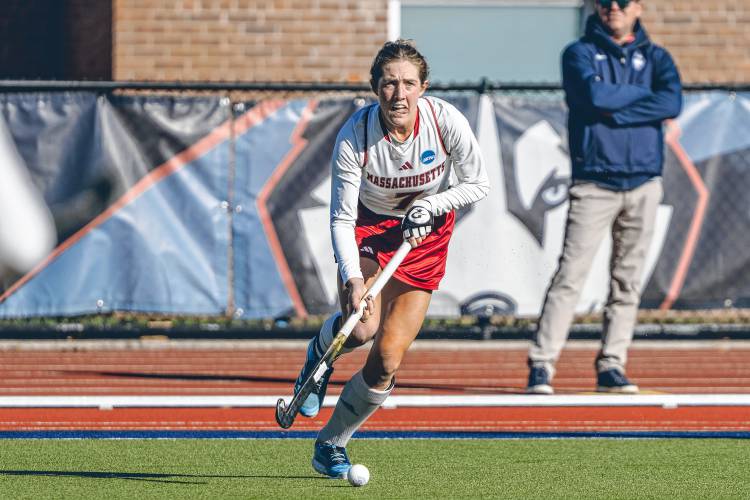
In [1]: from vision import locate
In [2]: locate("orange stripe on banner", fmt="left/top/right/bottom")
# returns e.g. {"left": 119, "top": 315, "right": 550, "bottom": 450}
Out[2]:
{"left": 0, "top": 115, "right": 236, "bottom": 304}
{"left": 233, "top": 100, "right": 285, "bottom": 136}
{"left": 659, "top": 120, "right": 710, "bottom": 310}
{"left": 256, "top": 100, "right": 319, "bottom": 318}
{"left": 0, "top": 100, "right": 288, "bottom": 306}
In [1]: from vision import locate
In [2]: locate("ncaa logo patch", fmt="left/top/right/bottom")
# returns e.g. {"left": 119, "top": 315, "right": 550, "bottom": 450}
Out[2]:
{"left": 420, "top": 150, "right": 436, "bottom": 165}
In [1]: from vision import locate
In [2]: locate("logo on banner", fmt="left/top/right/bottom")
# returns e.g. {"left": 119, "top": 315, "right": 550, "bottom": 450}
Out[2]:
{"left": 488, "top": 114, "right": 674, "bottom": 317}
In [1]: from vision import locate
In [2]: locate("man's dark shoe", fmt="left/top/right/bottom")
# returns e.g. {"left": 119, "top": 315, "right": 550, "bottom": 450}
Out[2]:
{"left": 526, "top": 365, "right": 553, "bottom": 394}
{"left": 596, "top": 369, "right": 638, "bottom": 394}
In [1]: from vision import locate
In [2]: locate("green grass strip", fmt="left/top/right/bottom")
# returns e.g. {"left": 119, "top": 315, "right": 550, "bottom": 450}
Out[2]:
{"left": 0, "top": 439, "right": 748, "bottom": 499}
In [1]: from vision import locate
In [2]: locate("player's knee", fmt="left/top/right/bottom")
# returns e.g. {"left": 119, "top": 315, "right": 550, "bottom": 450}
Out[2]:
{"left": 364, "top": 351, "right": 402, "bottom": 386}
{"left": 348, "top": 321, "right": 378, "bottom": 346}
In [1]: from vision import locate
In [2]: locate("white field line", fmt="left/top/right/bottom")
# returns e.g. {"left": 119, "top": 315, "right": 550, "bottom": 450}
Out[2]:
{"left": 0, "top": 394, "right": 749, "bottom": 409}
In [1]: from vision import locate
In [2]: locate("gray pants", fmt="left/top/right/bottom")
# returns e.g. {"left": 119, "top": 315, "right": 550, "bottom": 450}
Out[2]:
{"left": 528, "top": 178, "right": 663, "bottom": 375}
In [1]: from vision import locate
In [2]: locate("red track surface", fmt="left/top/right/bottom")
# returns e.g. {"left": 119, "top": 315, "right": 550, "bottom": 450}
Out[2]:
{"left": 1, "top": 406, "right": 749, "bottom": 433}
{"left": 1, "top": 340, "right": 749, "bottom": 432}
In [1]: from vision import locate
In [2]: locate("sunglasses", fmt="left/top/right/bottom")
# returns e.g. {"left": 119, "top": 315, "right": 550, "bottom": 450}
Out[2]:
{"left": 598, "top": 0, "right": 632, "bottom": 8}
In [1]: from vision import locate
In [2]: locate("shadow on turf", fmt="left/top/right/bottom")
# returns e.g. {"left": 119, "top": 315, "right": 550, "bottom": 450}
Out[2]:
{"left": 0, "top": 470, "right": 209, "bottom": 484}
{"left": 63, "top": 370, "right": 523, "bottom": 394}
{"left": 0, "top": 470, "right": 337, "bottom": 484}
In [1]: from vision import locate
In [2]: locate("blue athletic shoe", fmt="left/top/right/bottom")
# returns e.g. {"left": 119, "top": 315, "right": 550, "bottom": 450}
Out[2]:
{"left": 312, "top": 441, "right": 351, "bottom": 478}
{"left": 294, "top": 334, "right": 334, "bottom": 418}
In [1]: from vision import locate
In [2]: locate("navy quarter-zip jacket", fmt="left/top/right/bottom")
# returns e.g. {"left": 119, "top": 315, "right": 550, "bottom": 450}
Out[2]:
{"left": 563, "top": 15, "right": 682, "bottom": 190}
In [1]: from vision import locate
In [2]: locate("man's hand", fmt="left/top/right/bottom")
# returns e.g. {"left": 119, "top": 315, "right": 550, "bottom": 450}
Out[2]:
{"left": 345, "top": 278, "right": 374, "bottom": 322}
{"left": 402, "top": 199, "right": 433, "bottom": 248}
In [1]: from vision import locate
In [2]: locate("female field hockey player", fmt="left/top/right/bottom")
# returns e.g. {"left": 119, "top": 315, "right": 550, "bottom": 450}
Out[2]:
{"left": 292, "top": 39, "right": 489, "bottom": 478}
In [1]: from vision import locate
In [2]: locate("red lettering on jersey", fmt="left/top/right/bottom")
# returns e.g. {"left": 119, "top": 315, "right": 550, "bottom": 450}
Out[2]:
{"left": 366, "top": 160, "right": 448, "bottom": 190}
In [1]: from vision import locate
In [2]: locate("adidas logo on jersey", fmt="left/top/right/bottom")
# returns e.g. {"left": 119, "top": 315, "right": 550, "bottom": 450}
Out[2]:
{"left": 398, "top": 161, "right": 414, "bottom": 171}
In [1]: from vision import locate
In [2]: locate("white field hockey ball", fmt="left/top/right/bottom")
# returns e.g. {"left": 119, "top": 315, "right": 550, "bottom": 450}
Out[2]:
{"left": 347, "top": 464, "right": 370, "bottom": 486}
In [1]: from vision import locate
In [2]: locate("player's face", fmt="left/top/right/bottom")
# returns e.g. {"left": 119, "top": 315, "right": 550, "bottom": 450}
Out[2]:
{"left": 376, "top": 60, "right": 428, "bottom": 139}
{"left": 597, "top": 0, "right": 642, "bottom": 39}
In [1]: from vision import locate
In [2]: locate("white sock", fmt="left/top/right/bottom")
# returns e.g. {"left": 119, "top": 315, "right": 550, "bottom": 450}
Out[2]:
{"left": 316, "top": 370, "right": 393, "bottom": 447}
{"left": 312, "top": 311, "right": 354, "bottom": 358}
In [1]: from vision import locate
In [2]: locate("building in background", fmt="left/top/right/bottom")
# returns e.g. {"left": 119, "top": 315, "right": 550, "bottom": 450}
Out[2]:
{"left": 0, "top": 0, "right": 111, "bottom": 80}
{"left": 0, "top": 0, "right": 747, "bottom": 84}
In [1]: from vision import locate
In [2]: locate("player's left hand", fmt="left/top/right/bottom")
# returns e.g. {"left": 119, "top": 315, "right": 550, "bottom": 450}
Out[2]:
{"left": 402, "top": 199, "right": 433, "bottom": 248}
{"left": 345, "top": 278, "right": 373, "bottom": 322}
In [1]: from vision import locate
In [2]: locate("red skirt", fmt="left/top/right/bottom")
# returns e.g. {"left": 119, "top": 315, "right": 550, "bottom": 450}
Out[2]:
{"left": 355, "top": 202, "right": 455, "bottom": 290}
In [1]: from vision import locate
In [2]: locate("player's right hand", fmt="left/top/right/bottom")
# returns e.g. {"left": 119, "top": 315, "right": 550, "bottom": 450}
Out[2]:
{"left": 402, "top": 199, "right": 434, "bottom": 248}
{"left": 345, "top": 278, "right": 373, "bottom": 322}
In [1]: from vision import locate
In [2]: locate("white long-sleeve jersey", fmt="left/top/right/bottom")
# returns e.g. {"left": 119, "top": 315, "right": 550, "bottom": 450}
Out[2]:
{"left": 330, "top": 96, "right": 489, "bottom": 284}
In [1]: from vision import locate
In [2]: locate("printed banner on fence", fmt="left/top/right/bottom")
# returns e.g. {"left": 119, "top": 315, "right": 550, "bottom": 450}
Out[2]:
{"left": 0, "top": 94, "right": 233, "bottom": 316}
{"left": 0, "top": 92, "right": 748, "bottom": 318}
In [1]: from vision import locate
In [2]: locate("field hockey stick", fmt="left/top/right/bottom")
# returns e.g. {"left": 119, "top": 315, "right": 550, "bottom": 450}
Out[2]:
{"left": 275, "top": 240, "right": 412, "bottom": 429}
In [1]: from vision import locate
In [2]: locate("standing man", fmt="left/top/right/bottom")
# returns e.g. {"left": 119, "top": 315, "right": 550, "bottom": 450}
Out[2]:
{"left": 527, "top": 0, "right": 682, "bottom": 394}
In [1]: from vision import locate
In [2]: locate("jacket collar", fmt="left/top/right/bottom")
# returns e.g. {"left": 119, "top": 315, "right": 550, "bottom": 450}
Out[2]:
{"left": 585, "top": 14, "right": 650, "bottom": 56}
